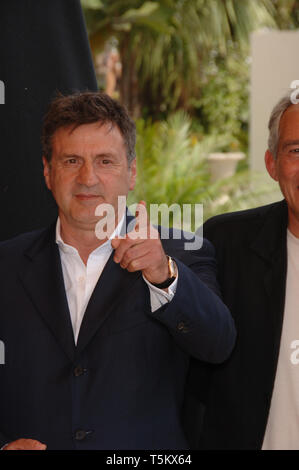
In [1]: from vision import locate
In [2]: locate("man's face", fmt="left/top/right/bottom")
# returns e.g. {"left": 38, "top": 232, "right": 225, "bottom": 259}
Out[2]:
{"left": 43, "top": 122, "right": 136, "bottom": 232}
{"left": 265, "top": 104, "right": 299, "bottom": 228}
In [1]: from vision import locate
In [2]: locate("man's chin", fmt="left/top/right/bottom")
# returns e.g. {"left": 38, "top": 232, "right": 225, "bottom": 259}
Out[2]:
{"left": 70, "top": 212, "right": 100, "bottom": 230}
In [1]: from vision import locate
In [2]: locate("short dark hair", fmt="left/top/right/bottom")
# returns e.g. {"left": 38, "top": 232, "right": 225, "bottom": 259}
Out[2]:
{"left": 42, "top": 91, "right": 136, "bottom": 164}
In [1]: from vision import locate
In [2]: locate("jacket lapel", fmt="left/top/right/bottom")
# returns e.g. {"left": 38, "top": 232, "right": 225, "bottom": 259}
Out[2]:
{"left": 75, "top": 211, "right": 141, "bottom": 355}
{"left": 19, "top": 224, "right": 76, "bottom": 362}
{"left": 75, "top": 254, "right": 141, "bottom": 355}
{"left": 250, "top": 199, "right": 288, "bottom": 379}
{"left": 250, "top": 199, "right": 288, "bottom": 304}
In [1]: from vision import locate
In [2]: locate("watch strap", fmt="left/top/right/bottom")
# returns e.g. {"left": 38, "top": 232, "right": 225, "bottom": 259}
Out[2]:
{"left": 151, "top": 276, "right": 177, "bottom": 289}
{"left": 151, "top": 256, "right": 177, "bottom": 289}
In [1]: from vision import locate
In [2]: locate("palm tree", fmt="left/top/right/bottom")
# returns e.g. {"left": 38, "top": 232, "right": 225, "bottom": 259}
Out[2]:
{"left": 81, "top": 0, "right": 277, "bottom": 117}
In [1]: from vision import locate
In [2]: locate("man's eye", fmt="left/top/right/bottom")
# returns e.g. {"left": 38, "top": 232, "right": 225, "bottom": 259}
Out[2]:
{"left": 64, "top": 158, "right": 78, "bottom": 165}
{"left": 290, "top": 148, "right": 299, "bottom": 153}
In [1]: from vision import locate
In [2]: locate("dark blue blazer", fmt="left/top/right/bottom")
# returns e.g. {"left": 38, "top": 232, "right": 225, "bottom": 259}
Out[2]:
{"left": 0, "top": 221, "right": 235, "bottom": 450}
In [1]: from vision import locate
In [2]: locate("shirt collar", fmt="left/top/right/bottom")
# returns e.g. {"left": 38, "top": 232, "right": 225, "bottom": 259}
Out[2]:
{"left": 55, "top": 213, "right": 126, "bottom": 258}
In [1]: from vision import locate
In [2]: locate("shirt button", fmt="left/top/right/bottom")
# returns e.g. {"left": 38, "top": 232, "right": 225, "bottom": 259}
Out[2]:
{"left": 74, "top": 366, "right": 85, "bottom": 377}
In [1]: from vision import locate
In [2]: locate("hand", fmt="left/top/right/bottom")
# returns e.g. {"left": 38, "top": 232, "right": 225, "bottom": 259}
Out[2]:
{"left": 2, "top": 438, "right": 47, "bottom": 450}
{"left": 111, "top": 201, "right": 169, "bottom": 284}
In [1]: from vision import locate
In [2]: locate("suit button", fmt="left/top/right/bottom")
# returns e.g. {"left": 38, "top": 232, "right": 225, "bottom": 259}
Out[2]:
{"left": 74, "top": 366, "right": 85, "bottom": 377}
{"left": 177, "top": 321, "right": 188, "bottom": 332}
{"left": 75, "top": 429, "right": 86, "bottom": 441}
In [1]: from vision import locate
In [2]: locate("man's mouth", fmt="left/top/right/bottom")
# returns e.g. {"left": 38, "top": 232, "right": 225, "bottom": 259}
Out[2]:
{"left": 75, "top": 194, "right": 101, "bottom": 200}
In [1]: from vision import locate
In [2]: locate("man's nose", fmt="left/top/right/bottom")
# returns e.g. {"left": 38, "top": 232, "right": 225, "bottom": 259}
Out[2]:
{"left": 76, "top": 162, "right": 99, "bottom": 186}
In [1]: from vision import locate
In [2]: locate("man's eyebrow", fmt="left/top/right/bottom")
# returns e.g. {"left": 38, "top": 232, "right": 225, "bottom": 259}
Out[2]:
{"left": 57, "top": 152, "right": 115, "bottom": 159}
{"left": 57, "top": 153, "right": 81, "bottom": 159}
{"left": 94, "top": 152, "right": 116, "bottom": 158}
{"left": 281, "top": 140, "right": 299, "bottom": 150}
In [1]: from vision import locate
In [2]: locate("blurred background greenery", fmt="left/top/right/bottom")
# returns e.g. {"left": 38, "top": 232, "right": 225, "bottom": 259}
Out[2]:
{"left": 81, "top": 0, "right": 299, "bottom": 227}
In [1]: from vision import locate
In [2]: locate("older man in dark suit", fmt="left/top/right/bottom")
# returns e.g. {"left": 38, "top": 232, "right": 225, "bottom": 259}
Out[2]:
{"left": 0, "top": 91, "right": 235, "bottom": 450}
{"left": 199, "top": 92, "right": 299, "bottom": 449}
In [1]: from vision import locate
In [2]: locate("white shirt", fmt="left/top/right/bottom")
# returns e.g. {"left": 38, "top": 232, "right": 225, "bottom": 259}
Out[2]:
{"left": 56, "top": 217, "right": 178, "bottom": 343}
{"left": 262, "top": 229, "right": 299, "bottom": 449}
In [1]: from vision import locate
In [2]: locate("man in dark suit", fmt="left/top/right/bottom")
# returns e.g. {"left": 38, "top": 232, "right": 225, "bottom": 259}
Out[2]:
{"left": 0, "top": 91, "right": 235, "bottom": 450}
{"left": 199, "top": 92, "right": 299, "bottom": 449}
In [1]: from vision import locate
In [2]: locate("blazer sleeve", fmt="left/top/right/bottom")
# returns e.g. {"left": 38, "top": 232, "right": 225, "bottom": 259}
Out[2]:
{"left": 147, "top": 239, "right": 236, "bottom": 364}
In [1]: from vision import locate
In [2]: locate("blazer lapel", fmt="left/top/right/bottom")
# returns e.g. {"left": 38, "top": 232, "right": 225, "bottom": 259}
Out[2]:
{"left": 75, "top": 254, "right": 141, "bottom": 355}
{"left": 19, "top": 224, "right": 76, "bottom": 362}
{"left": 250, "top": 199, "right": 288, "bottom": 305}
{"left": 250, "top": 199, "right": 288, "bottom": 375}
{"left": 75, "top": 211, "right": 141, "bottom": 355}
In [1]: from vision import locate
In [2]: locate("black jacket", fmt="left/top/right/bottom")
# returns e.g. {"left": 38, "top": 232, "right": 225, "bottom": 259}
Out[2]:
{"left": 0, "top": 222, "right": 235, "bottom": 450}
{"left": 198, "top": 200, "right": 288, "bottom": 449}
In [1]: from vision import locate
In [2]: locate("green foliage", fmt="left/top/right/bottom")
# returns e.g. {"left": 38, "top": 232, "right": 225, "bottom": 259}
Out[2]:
{"left": 130, "top": 111, "right": 210, "bottom": 207}
{"left": 271, "top": 0, "right": 299, "bottom": 29}
{"left": 191, "top": 45, "right": 250, "bottom": 153}
{"left": 81, "top": 0, "right": 277, "bottom": 115}
{"left": 200, "top": 170, "right": 280, "bottom": 222}
{"left": 128, "top": 112, "right": 280, "bottom": 230}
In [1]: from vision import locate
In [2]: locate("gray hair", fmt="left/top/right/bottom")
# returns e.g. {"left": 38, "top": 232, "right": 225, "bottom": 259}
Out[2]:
{"left": 268, "top": 94, "right": 294, "bottom": 159}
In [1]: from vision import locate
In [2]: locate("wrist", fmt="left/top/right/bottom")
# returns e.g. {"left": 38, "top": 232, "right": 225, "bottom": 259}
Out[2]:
{"left": 150, "top": 256, "right": 177, "bottom": 289}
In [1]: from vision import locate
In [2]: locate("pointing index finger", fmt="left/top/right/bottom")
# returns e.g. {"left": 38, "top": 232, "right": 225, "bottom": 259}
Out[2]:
{"left": 134, "top": 200, "right": 149, "bottom": 234}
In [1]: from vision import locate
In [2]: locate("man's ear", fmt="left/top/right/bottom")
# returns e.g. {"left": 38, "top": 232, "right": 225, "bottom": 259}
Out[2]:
{"left": 42, "top": 156, "right": 52, "bottom": 190}
{"left": 129, "top": 158, "right": 137, "bottom": 191}
{"left": 265, "top": 150, "right": 278, "bottom": 181}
